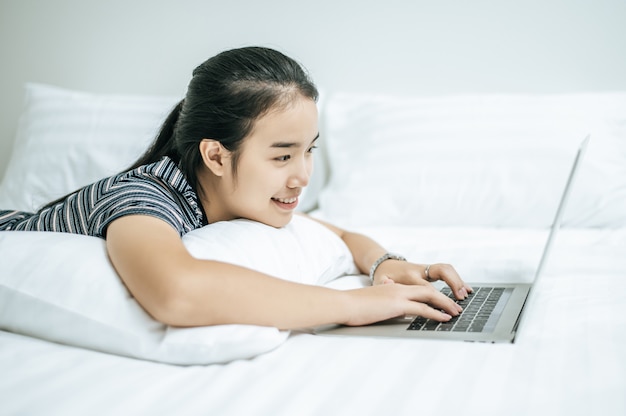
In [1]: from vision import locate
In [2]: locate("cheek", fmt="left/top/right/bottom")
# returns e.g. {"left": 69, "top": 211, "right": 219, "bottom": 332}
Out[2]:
{"left": 236, "top": 164, "right": 275, "bottom": 199}
{"left": 306, "top": 157, "right": 314, "bottom": 176}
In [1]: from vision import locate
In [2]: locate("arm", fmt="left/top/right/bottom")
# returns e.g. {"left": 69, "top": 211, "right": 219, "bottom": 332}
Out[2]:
{"left": 105, "top": 215, "right": 463, "bottom": 329}
{"left": 307, "top": 215, "right": 473, "bottom": 300}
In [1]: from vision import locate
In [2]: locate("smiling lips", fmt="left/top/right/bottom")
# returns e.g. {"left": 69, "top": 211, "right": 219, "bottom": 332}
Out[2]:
{"left": 271, "top": 196, "right": 298, "bottom": 210}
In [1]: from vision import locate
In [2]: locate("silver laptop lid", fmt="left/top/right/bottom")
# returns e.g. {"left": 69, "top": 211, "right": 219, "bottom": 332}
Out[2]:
{"left": 533, "top": 134, "right": 590, "bottom": 283}
{"left": 513, "top": 134, "right": 590, "bottom": 339}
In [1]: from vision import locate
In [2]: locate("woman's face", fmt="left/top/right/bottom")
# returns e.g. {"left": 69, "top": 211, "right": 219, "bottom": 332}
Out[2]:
{"left": 205, "top": 96, "right": 319, "bottom": 228}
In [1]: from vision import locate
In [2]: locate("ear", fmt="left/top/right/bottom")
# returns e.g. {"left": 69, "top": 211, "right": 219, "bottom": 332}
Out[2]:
{"left": 199, "top": 139, "right": 230, "bottom": 177}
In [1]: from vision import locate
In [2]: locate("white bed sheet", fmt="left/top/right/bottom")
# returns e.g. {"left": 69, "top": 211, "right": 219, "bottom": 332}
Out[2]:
{"left": 1, "top": 227, "right": 625, "bottom": 416}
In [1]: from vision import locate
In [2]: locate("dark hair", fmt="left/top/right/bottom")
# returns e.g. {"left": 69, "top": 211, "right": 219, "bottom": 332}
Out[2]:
{"left": 40, "top": 47, "right": 317, "bottom": 210}
{"left": 129, "top": 46, "right": 319, "bottom": 195}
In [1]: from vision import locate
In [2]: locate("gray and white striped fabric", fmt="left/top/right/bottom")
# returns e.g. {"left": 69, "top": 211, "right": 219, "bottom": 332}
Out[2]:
{"left": 0, "top": 157, "right": 204, "bottom": 238}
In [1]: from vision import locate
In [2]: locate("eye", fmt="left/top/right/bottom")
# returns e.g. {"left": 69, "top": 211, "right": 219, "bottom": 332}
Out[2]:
{"left": 275, "top": 155, "right": 291, "bottom": 162}
{"left": 307, "top": 145, "right": 318, "bottom": 154}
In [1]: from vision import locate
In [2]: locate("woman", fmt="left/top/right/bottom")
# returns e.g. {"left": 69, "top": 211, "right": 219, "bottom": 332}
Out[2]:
{"left": 0, "top": 46, "right": 471, "bottom": 329}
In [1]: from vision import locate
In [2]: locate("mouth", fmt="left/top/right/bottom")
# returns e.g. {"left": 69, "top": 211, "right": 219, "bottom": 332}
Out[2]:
{"left": 271, "top": 196, "right": 299, "bottom": 210}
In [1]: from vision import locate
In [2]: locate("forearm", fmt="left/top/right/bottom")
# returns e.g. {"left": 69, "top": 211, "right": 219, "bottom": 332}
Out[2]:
{"left": 303, "top": 214, "right": 388, "bottom": 276}
{"left": 167, "top": 259, "right": 352, "bottom": 329}
{"left": 339, "top": 231, "right": 387, "bottom": 276}
{"left": 107, "top": 215, "right": 352, "bottom": 330}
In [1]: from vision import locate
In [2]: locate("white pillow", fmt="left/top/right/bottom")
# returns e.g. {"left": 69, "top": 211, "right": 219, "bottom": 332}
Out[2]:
{"left": 318, "top": 92, "right": 626, "bottom": 228}
{"left": 0, "top": 83, "right": 325, "bottom": 213}
{"left": 0, "top": 215, "right": 357, "bottom": 365}
{"left": 183, "top": 215, "right": 357, "bottom": 284}
{"left": 0, "top": 83, "right": 180, "bottom": 211}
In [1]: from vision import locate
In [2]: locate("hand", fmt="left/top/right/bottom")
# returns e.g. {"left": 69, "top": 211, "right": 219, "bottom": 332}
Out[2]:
{"left": 342, "top": 283, "right": 464, "bottom": 326}
{"left": 373, "top": 260, "right": 473, "bottom": 300}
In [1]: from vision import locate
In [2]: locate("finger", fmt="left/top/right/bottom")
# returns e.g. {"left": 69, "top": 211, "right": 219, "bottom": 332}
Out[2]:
{"left": 431, "top": 289, "right": 464, "bottom": 316}
{"left": 407, "top": 303, "right": 453, "bottom": 322}
{"left": 407, "top": 285, "right": 463, "bottom": 317}
{"left": 431, "top": 263, "right": 473, "bottom": 300}
{"left": 403, "top": 293, "right": 464, "bottom": 322}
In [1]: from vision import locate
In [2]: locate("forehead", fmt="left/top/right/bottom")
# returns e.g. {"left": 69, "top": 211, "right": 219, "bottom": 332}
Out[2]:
{"left": 244, "top": 97, "right": 319, "bottom": 148}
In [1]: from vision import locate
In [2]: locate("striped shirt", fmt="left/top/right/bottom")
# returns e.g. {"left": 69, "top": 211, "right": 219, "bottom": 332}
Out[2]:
{"left": 0, "top": 157, "right": 205, "bottom": 238}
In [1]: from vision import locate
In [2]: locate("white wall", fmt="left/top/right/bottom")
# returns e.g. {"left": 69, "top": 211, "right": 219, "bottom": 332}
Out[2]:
{"left": 1, "top": 0, "right": 625, "bottom": 181}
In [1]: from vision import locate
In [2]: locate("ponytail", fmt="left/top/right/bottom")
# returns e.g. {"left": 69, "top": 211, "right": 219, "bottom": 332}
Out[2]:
{"left": 128, "top": 99, "right": 184, "bottom": 170}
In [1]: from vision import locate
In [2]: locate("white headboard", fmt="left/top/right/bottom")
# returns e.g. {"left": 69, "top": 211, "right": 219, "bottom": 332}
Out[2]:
{"left": 2, "top": 0, "right": 625, "bottom": 181}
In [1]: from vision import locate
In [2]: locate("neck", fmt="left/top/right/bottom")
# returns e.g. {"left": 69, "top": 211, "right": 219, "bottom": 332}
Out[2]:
{"left": 195, "top": 167, "right": 233, "bottom": 224}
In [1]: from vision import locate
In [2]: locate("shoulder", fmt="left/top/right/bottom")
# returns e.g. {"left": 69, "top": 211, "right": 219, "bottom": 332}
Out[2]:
{"left": 95, "top": 157, "right": 204, "bottom": 236}
{"left": 117, "top": 157, "right": 188, "bottom": 191}
{"left": 101, "top": 157, "right": 196, "bottom": 208}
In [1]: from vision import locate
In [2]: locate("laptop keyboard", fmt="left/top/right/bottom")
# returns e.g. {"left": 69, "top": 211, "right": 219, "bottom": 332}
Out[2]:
{"left": 407, "top": 286, "right": 504, "bottom": 333}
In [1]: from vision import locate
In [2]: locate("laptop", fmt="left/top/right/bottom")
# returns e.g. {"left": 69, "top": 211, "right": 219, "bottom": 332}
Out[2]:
{"left": 315, "top": 135, "right": 590, "bottom": 343}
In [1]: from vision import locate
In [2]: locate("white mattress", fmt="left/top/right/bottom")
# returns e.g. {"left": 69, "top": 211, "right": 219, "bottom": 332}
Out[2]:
{"left": 2, "top": 227, "right": 626, "bottom": 416}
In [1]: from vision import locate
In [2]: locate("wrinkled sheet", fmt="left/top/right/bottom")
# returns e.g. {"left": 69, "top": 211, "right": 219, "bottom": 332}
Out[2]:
{"left": 1, "top": 227, "right": 625, "bottom": 416}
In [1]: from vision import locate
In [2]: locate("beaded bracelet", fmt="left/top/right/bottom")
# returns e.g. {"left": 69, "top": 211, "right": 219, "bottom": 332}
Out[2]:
{"left": 368, "top": 253, "right": 406, "bottom": 284}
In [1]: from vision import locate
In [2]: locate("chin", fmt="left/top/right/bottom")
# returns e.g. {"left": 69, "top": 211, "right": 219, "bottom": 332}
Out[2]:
{"left": 262, "top": 213, "right": 294, "bottom": 229}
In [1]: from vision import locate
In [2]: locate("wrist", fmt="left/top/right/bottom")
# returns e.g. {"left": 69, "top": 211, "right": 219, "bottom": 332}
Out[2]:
{"left": 369, "top": 252, "right": 406, "bottom": 284}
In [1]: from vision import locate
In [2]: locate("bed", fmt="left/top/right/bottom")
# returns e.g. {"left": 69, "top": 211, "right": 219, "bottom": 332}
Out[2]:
{"left": 1, "top": 84, "right": 625, "bottom": 415}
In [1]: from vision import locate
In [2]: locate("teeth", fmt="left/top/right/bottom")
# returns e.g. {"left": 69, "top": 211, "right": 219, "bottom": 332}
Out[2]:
{"left": 273, "top": 197, "right": 297, "bottom": 204}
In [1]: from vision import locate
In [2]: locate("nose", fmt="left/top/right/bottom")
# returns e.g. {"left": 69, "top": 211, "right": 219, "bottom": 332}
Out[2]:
{"left": 287, "top": 156, "right": 312, "bottom": 189}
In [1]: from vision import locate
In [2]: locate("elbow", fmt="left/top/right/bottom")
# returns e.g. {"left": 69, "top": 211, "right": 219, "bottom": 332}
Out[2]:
{"left": 143, "top": 294, "right": 190, "bottom": 327}
{"left": 133, "top": 279, "right": 215, "bottom": 328}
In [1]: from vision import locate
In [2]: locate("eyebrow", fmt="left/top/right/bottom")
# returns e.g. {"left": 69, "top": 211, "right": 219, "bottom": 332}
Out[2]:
{"left": 270, "top": 133, "right": 319, "bottom": 149}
